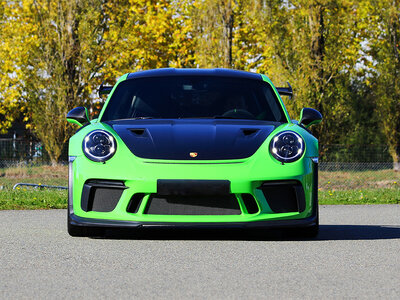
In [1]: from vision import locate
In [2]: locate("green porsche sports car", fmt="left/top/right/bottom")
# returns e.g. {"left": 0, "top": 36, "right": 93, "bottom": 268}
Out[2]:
{"left": 66, "top": 68, "right": 322, "bottom": 237}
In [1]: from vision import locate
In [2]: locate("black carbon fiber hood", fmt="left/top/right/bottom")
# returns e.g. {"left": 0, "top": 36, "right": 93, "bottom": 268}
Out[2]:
{"left": 107, "top": 119, "right": 278, "bottom": 160}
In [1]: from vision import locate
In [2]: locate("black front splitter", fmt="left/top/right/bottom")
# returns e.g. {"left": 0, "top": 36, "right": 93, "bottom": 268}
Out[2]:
{"left": 69, "top": 211, "right": 317, "bottom": 230}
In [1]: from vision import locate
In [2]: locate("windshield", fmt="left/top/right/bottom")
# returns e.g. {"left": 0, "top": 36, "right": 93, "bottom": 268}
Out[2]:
{"left": 101, "top": 76, "right": 286, "bottom": 122}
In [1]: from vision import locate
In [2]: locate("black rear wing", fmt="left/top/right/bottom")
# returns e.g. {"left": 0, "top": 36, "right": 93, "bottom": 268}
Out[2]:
{"left": 98, "top": 83, "right": 114, "bottom": 96}
{"left": 276, "top": 82, "right": 293, "bottom": 99}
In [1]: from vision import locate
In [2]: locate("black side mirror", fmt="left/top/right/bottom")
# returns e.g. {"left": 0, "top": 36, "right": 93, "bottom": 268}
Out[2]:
{"left": 67, "top": 107, "right": 90, "bottom": 127}
{"left": 299, "top": 108, "right": 322, "bottom": 128}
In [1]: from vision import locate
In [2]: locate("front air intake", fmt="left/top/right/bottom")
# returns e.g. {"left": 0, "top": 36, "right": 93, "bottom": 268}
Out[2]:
{"left": 144, "top": 194, "right": 241, "bottom": 215}
{"left": 258, "top": 181, "right": 305, "bottom": 213}
{"left": 81, "top": 180, "right": 126, "bottom": 212}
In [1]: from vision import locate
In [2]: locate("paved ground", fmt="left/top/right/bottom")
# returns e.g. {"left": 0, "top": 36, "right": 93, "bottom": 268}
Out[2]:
{"left": 0, "top": 205, "right": 399, "bottom": 299}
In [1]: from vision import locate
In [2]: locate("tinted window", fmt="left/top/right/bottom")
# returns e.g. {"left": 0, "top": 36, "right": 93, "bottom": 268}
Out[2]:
{"left": 101, "top": 76, "right": 286, "bottom": 122}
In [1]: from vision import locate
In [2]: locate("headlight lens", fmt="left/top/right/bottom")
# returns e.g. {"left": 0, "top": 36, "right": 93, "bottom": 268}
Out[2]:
{"left": 82, "top": 130, "right": 116, "bottom": 162}
{"left": 270, "top": 131, "right": 304, "bottom": 163}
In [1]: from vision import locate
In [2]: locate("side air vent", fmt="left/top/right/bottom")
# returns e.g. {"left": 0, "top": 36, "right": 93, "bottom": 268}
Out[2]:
{"left": 241, "top": 194, "right": 259, "bottom": 214}
{"left": 127, "top": 193, "right": 145, "bottom": 213}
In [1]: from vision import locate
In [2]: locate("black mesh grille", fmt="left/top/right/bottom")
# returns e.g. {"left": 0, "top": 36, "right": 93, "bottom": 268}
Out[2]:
{"left": 258, "top": 181, "right": 305, "bottom": 213}
{"left": 144, "top": 194, "right": 241, "bottom": 215}
{"left": 81, "top": 180, "right": 126, "bottom": 212}
{"left": 89, "top": 187, "right": 123, "bottom": 212}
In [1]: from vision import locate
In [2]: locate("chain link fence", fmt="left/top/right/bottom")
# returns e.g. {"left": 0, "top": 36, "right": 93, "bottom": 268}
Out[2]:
{"left": 318, "top": 145, "right": 399, "bottom": 194}
{"left": 0, "top": 139, "right": 67, "bottom": 168}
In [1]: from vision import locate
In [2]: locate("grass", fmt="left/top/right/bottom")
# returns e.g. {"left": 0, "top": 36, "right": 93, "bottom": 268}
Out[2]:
{"left": 319, "top": 188, "right": 400, "bottom": 205}
{"left": 319, "top": 169, "right": 400, "bottom": 205}
{"left": 0, "top": 164, "right": 68, "bottom": 209}
{"left": 0, "top": 164, "right": 399, "bottom": 209}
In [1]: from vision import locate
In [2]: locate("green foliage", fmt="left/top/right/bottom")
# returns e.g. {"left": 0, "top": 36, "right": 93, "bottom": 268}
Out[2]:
{"left": 0, "top": 0, "right": 398, "bottom": 167}
{"left": 0, "top": 189, "right": 67, "bottom": 209}
{"left": 364, "top": 0, "right": 400, "bottom": 169}
{"left": 319, "top": 189, "right": 400, "bottom": 205}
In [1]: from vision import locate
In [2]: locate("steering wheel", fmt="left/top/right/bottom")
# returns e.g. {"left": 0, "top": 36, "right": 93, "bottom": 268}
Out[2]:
{"left": 221, "top": 109, "right": 255, "bottom": 119}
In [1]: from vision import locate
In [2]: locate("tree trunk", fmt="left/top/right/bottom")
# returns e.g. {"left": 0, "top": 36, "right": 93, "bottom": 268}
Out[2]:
{"left": 221, "top": 0, "right": 234, "bottom": 68}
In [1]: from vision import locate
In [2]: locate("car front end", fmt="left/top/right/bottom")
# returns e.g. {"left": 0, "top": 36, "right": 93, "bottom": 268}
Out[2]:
{"left": 67, "top": 68, "right": 321, "bottom": 237}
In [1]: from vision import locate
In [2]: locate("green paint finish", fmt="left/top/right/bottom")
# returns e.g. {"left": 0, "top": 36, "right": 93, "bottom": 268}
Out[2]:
{"left": 68, "top": 71, "right": 319, "bottom": 226}
{"left": 67, "top": 118, "right": 84, "bottom": 127}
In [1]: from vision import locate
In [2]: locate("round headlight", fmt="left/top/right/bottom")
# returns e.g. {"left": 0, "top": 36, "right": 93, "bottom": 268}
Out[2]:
{"left": 270, "top": 131, "right": 304, "bottom": 163}
{"left": 83, "top": 130, "right": 116, "bottom": 162}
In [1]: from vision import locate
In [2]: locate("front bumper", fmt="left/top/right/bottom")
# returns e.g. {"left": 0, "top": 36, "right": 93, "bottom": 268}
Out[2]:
{"left": 69, "top": 154, "right": 318, "bottom": 227}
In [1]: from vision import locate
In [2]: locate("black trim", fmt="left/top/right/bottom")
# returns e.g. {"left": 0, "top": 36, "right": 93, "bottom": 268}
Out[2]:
{"left": 241, "top": 194, "right": 259, "bottom": 214}
{"left": 300, "top": 108, "right": 322, "bottom": 127}
{"left": 69, "top": 210, "right": 318, "bottom": 230}
{"left": 126, "top": 68, "right": 263, "bottom": 81}
{"left": 276, "top": 82, "right": 293, "bottom": 99}
{"left": 144, "top": 194, "right": 241, "bottom": 215}
{"left": 126, "top": 193, "right": 145, "bottom": 214}
{"left": 66, "top": 107, "right": 89, "bottom": 126}
{"left": 157, "top": 180, "right": 230, "bottom": 196}
{"left": 99, "top": 83, "right": 114, "bottom": 96}
{"left": 312, "top": 160, "right": 319, "bottom": 214}
{"left": 81, "top": 180, "right": 127, "bottom": 212}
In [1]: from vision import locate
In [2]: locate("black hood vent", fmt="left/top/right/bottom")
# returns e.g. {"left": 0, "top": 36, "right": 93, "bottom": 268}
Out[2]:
{"left": 108, "top": 119, "right": 278, "bottom": 160}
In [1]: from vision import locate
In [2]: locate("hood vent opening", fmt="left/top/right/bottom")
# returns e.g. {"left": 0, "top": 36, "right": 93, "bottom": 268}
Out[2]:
{"left": 242, "top": 128, "right": 259, "bottom": 136}
{"left": 130, "top": 128, "right": 146, "bottom": 136}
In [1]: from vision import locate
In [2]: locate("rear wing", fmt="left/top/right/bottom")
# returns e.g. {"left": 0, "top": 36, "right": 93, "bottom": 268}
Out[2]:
{"left": 98, "top": 83, "right": 114, "bottom": 96}
{"left": 276, "top": 82, "right": 293, "bottom": 99}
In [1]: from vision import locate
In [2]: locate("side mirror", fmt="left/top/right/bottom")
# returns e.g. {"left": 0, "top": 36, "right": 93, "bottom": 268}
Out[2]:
{"left": 67, "top": 107, "right": 90, "bottom": 127}
{"left": 299, "top": 108, "right": 322, "bottom": 128}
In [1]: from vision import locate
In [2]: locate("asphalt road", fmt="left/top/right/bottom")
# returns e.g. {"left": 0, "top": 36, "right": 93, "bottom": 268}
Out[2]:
{"left": 0, "top": 205, "right": 399, "bottom": 299}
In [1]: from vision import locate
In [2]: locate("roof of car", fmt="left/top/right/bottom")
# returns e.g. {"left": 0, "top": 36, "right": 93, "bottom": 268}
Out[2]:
{"left": 126, "top": 68, "right": 263, "bottom": 81}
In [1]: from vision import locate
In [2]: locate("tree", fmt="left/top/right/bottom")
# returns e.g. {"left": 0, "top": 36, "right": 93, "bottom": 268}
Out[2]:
{"left": 254, "top": 0, "right": 364, "bottom": 148}
{"left": 1, "top": 0, "right": 195, "bottom": 164}
{"left": 0, "top": 1, "right": 27, "bottom": 134}
{"left": 104, "top": 0, "right": 195, "bottom": 74}
{"left": 366, "top": 0, "right": 400, "bottom": 170}
{"left": 191, "top": 0, "right": 238, "bottom": 68}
